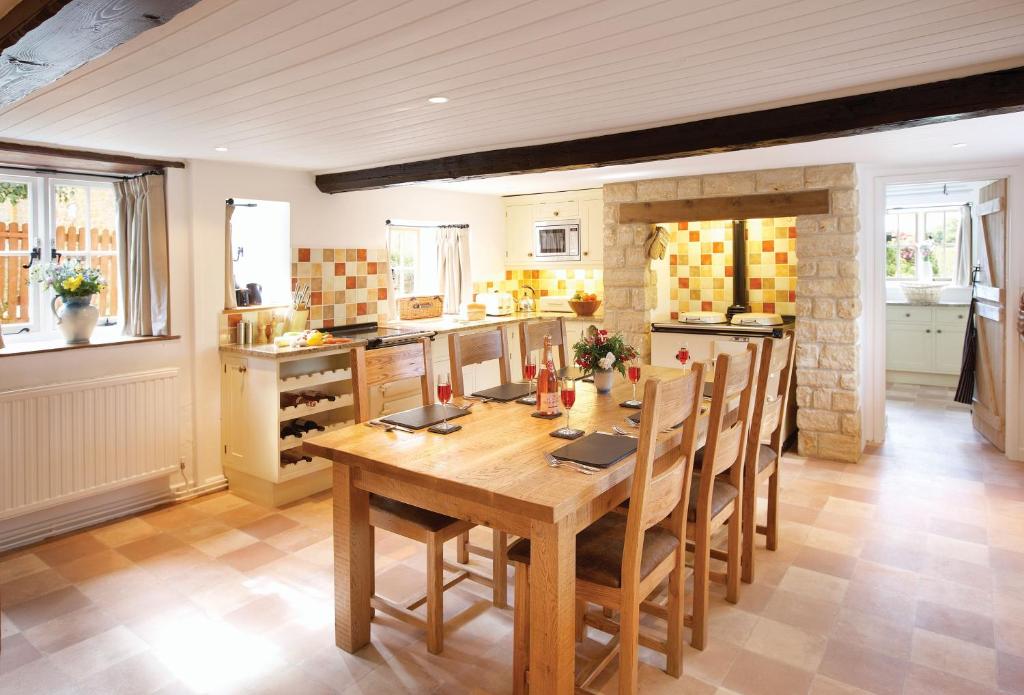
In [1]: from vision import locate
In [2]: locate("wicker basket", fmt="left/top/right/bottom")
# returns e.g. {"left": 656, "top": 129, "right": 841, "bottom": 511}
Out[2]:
{"left": 901, "top": 283, "right": 946, "bottom": 305}
{"left": 397, "top": 295, "right": 444, "bottom": 319}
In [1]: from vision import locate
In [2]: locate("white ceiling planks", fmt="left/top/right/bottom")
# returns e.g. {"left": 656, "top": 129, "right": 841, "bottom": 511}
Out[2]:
{"left": 0, "top": 0, "right": 1020, "bottom": 171}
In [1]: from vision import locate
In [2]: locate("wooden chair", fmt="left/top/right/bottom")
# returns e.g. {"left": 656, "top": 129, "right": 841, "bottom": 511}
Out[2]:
{"left": 510, "top": 366, "right": 705, "bottom": 695}
{"left": 686, "top": 345, "right": 757, "bottom": 650}
{"left": 350, "top": 337, "right": 491, "bottom": 654}
{"left": 519, "top": 317, "right": 571, "bottom": 377}
{"left": 741, "top": 330, "right": 795, "bottom": 584}
{"left": 448, "top": 326, "right": 513, "bottom": 607}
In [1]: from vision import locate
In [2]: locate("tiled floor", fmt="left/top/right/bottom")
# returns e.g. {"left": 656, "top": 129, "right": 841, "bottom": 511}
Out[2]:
{"left": 1, "top": 396, "right": 1023, "bottom": 694}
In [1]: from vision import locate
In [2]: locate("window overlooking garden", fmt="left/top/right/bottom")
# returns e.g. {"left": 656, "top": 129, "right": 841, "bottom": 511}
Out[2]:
{"left": 884, "top": 206, "right": 961, "bottom": 282}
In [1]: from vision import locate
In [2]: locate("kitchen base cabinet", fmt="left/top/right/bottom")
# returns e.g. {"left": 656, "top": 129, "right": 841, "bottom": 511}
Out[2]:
{"left": 220, "top": 348, "right": 355, "bottom": 507}
{"left": 885, "top": 304, "right": 969, "bottom": 386}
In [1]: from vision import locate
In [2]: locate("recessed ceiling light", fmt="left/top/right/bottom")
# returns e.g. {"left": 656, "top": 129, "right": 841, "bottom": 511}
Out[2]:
{"left": 951, "top": 143, "right": 967, "bottom": 148}
{"left": 427, "top": 96, "right": 449, "bottom": 104}
{"left": 214, "top": 146, "right": 228, "bottom": 152}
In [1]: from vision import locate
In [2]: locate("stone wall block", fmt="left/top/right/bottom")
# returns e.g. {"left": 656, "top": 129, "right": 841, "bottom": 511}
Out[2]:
{"left": 603, "top": 203, "right": 620, "bottom": 224}
{"left": 798, "top": 369, "right": 839, "bottom": 388}
{"left": 795, "top": 386, "right": 814, "bottom": 408}
{"left": 804, "top": 164, "right": 856, "bottom": 188}
{"left": 831, "top": 189, "right": 858, "bottom": 215}
{"left": 798, "top": 408, "right": 840, "bottom": 432}
{"left": 676, "top": 176, "right": 702, "bottom": 198}
{"left": 833, "top": 390, "right": 859, "bottom": 412}
{"left": 820, "top": 345, "right": 857, "bottom": 371}
{"left": 839, "top": 372, "right": 858, "bottom": 390}
{"left": 816, "top": 260, "right": 838, "bottom": 277}
{"left": 818, "top": 433, "right": 860, "bottom": 462}
{"left": 812, "top": 298, "right": 836, "bottom": 319}
{"left": 812, "top": 389, "right": 833, "bottom": 410}
{"left": 798, "top": 431, "right": 819, "bottom": 458}
{"left": 637, "top": 179, "right": 678, "bottom": 201}
{"left": 836, "top": 298, "right": 862, "bottom": 320}
{"left": 603, "top": 182, "right": 637, "bottom": 203}
{"left": 702, "top": 172, "right": 756, "bottom": 196}
{"left": 755, "top": 167, "right": 805, "bottom": 192}
{"left": 816, "top": 320, "right": 858, "bottom": 344}
{"left": 795, "top": 343, "right": 820, "bottom": 368}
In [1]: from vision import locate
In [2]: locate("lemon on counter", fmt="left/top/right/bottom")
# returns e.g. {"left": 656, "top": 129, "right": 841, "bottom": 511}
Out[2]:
{"left": 305, "top": 331, "right": 325, "bottom": 346}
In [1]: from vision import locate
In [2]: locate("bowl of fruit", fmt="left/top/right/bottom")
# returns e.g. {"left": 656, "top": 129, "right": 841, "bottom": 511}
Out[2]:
{"left": 568, "top": 292, "right": 602, "bottom": 317}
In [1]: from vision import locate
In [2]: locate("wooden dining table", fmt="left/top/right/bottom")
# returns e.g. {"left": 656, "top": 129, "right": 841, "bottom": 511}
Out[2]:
{"left": 304, "top": 365, "right": 699, "bottom": 695}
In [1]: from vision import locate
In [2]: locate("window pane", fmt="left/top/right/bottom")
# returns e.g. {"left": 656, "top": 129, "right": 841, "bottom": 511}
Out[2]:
{"left": 89, "top": 186, "right": 117, "bottom": 251}
{"left": 1, "top": 178, "right": 32, "bottom": 326}
{"left": 89, "top": 256, "right": 118, "bottom": 320}
{"left": 54, "top": 184, "right": 88, "bottom": 251}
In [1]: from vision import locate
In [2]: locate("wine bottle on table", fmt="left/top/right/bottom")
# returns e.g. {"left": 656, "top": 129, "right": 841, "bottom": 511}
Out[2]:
{"left": 536, "top": 335, "right": 560, "bottom": 416}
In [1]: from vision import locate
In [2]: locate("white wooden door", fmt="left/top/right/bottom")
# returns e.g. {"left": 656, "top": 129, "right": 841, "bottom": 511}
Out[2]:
{"left": 972, "top": 179, "right": 1007, "bottom": 450}
{"left": 221, "top": 357, "right": 249, "bottom": 467}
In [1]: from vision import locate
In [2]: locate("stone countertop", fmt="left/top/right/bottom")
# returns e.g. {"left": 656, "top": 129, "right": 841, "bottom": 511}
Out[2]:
{"left": 382, "top": 310, "right": 604, "bottom": 335}
{"left": 886, "top": 301, "right": 970, "bottom": 306}
{"left": 217, "top": 312, "right": 606, "bottom": 360}
{"left": 218, "top": 338, "right": 367, "bottom": 359}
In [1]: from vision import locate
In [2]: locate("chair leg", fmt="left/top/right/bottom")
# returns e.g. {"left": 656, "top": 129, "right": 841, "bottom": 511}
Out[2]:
{"left": 426, "top": 536, "right": 444, "bottom": 655}
{"left": 618, "top": 598, "right": 640, "bottom": 695}
{"left": 691, "top": 522, "right": 711, "bottom": 650}
{"left": 457, "top": 531, "right": 469, "bottom": 564}
{"left": 741, "top": 472, "right": 756, "bottom": 585}
{"left": 666, "top": 560, "right": 684, "bottom": 678}
{"left": 575, "top": 600, "right": 586, "bottom": 642}
{"left": 766, "top": 469, "right": 780, "bottom": 551}
{"left": 726, "top": 503, "right": 741, "bottom": 604}
{"left": 368, "top": 526, "right": 376, "bottom": 619}
{"left": 493, "top": 530, "right": 508, "bottom": 608}
{"left": 513, "top": 563, "right": 530, "bottom": 695}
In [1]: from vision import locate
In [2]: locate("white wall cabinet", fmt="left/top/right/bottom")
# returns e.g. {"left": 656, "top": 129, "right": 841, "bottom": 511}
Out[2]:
{"left": 504, "top": 189, "right": 602, "bottom": 267}
{"left": 886, "top": 304, "right": 969, "bottom": 382}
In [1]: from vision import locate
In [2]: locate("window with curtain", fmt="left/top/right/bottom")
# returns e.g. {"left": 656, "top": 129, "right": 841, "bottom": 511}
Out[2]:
{"left": 0, "top": 170, "right": 120, "bottom": 337}
{"left": 388, "top": 225, "right": 438, "bottom": 296}
{"left": 884, "top": 206, "right": 961, "bottom": 282}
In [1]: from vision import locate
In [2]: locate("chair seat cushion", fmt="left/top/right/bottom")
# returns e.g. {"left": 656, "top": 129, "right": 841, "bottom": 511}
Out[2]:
{"left": 369, "top": 494, "right": 461, "bottom": 533}
{"left": 693, "top": 444, "right": 777, "bottom": 474}
{"left": 687, "top": 476, "right": 738, "bottom": 522}
{"left": 757, "top": 444, "right": 778, "bottom": 473}
{"left": 507, "top": 513, "right": 679, "bottom": 589}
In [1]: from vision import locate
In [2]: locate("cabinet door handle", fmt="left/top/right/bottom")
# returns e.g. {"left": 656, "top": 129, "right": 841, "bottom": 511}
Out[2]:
{"left": 925, "top": 329, "right": 931, "bottom": 334}
{"left": 905, "top": 313, "right": 911, "bottom": 318}
{"left": 527, "top": 252, "right": 533, "bottom": 257}
{"left": 583, "top": 251, "right": 589, "bottom": 256}
{"left": 936, "top": 329, "right": 942, "bottom": 334}
{"left": 958, "top": 314, "right": 964, "bottom": 319}
{"left": 237, "top": 366, "right": 247, "bottom": 373}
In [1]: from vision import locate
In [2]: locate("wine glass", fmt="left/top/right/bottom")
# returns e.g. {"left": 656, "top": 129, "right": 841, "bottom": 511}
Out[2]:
{"left": 522, "top": 354, "right": 538, "bottom": 404}
{"left": 627, "top": 358, "right": 641, "bottom": 405}
{"left": 437, "top": 373, "right": 453, "bottom": 430}
{"left": 559, "top": 377, "right": 577, "bottom": 436}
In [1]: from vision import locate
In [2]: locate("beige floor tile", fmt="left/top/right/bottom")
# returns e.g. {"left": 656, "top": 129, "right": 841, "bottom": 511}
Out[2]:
{"left": 777, "top": 566, "right": 848, "bottom": 605}
{"left": 722, "top": 649, "right": 814, "bottom": 695}
{"left": 190, "top": 528, "right": 258, "bottom": 558}
{"left": 910, "top": 628, "right": 998, "bottom": 687}
{"left": 48, "top": 625, "right": 149, "bottom": 680}
{"left": 22, "top": 605, "right": 118, "bottom": 654}
{"left": 90, "top": 517, "right": 161, "bottom": 548}
{"left": 743, "top": 617, "right": 827, "bottom": 672}
{"left": 0, "top": 553, "right": 48, "bottom": 584}
{"left": 818, "top": 638, "right": 909, "bottom": 695}
{"left": 0, "top": 568, "right": 70, "bottom": 605}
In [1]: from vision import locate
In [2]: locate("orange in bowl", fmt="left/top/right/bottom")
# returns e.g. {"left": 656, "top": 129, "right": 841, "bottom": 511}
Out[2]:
{"left": 568, "top": 299, "right": 602, "bottom": 317}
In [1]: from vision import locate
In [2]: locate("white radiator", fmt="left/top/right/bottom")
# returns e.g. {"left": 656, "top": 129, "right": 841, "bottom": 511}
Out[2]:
{"left": 0, "top": 369, "right": 180, "bottom": 520}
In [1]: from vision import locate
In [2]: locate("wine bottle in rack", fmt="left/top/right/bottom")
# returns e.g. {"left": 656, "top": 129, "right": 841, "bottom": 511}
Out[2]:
{"left": 294, "top": 419, "right": 326, "bottom": 433}
{"left": 300, "top": 390, "right": 336, "bottom": 403}
{"left": 280, "top": 450, "right": 312, "bottom": 466}
{"left": 280, "top": 423, "right": 304, "bottom": 439}
{"left": 280, "top": 392, "right": 313, "bottom": 409}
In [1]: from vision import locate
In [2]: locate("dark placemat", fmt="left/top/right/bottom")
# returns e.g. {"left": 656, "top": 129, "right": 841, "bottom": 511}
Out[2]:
{"left": 531, "top": 411, "right": 562, "bottom": 420}
{"left": 619, "top": 400, "right": 642, "bottom": 409}
{"left": 471, "top": 382, "right": 534, "bottom": 402}
{"left": 626, "top": 411, "right": 685, "bottom": 430}
{"left": 550, "top": 428, "right": 584, "bottom": 440}
{"left": 704, "top": 383, "right": 714, "bottom": 399}
{"left": 379, "top": 404, "right": 469, "bottom": 430}
{"left": 551, "top": 432, "right": 638, "bottom": 468}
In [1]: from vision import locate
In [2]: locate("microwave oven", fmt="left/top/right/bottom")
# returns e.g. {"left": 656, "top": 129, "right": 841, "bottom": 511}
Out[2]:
{"left": 533, "top": 219, "right": 581, "bottom": 262}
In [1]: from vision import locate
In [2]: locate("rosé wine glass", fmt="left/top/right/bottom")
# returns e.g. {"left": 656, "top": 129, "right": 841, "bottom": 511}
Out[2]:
{"left": 559, "top": 378, "right": 577, "bottom": 436}
{"left": 437, "top": 374, "right": 452, "bottom": 429}
{"left": 627, "top": 359, "right": 641, "bottom": 405}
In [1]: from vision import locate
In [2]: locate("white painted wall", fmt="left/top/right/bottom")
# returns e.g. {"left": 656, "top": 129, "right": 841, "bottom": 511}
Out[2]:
{"left": 311, "top": 186, "right": 506, "bottom": 280}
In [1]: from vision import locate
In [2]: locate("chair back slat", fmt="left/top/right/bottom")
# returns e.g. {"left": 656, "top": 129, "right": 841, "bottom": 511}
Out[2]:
{"left": 694, "top": 346, "right": 758, "bottom": 520}
{"left": 448, "top": 327, "right": 511, "bottom": 397}
{"left": 351, "top": 338, "right": 434, "bottom": 423}
{"left": 747, "top": 329, "right": 796, "bottom": 466}
{"left": 519, "top": 318, "right": 569, "bottom": 374}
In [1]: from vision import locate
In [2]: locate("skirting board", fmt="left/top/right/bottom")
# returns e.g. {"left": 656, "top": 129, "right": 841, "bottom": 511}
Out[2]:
{"left": 886, "top": 370, "right": 958, "bottom": 388}
{"left": 0, "top": 474, "right": 228, "bottom": 553}
{"left": 224, "top": 464, "right": 332, "bottom": 507}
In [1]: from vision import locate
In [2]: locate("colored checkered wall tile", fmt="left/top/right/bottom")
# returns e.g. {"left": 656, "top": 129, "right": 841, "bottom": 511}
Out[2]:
{"left": 667, "top": 217, "right": 796, "bottom": 318}
{"left": 291, "top": 247, "right": 390, "bottom": 330}
{"left": 472, "top": 268, "right": 603, "bottom": 300}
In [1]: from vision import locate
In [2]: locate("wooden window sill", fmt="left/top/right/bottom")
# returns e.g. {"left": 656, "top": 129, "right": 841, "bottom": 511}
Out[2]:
{"left": 0, "top": 333, "right": 180, "bottom": 357}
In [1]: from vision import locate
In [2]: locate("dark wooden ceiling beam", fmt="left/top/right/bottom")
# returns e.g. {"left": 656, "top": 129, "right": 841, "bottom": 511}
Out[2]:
{"left": 0, "top": 139, "right": 185, "bottom": 174}
{"left": 316, "top": 66, "right": 1024, "bottom": 194}
{"left": 618, "top": 190, "right": 830, "bottom": 224}
{"left": 0, "top": 0, "right": 200, "bottom": 108}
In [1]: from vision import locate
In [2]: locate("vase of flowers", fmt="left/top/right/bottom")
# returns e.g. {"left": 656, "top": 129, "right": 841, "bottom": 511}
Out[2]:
{"left": 572, "top": 326, "right": 638, "bottom": 394}
{"left": 30, "top": 260, "right": 106, "bottom": 344}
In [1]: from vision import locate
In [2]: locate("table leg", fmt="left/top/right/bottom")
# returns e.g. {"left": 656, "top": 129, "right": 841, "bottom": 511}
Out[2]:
{"left": 528, "top": 519, "right": 575, "bottom": 694}
{"left": 333, "top": 461, "right": 372, "bottom": 652}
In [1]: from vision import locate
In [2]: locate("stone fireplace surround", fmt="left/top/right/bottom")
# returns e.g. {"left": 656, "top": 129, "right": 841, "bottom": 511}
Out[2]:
{"left": 602, "top": 164, "right": 861, "bottom": 463}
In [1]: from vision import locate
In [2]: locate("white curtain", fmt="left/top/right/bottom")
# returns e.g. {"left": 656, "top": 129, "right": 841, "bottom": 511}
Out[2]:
{"left": 115, "top": 174, "right": 170, "bottom": 336}
{"left": 437, "top": 226, "right": 471, "bottom": 314}
{"left": 954, "top": 203, "right": 973, "bottom": 286}
{"left": 224, "top": 204, "right": 237, "bottom": 309}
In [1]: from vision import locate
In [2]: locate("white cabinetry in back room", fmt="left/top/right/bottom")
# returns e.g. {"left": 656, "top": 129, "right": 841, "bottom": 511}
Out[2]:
{"left": 504, "top": 189, "right": 603, "bottom": 267}
{"left": 885, "top": 304, "right": 969, "bottom": 386}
